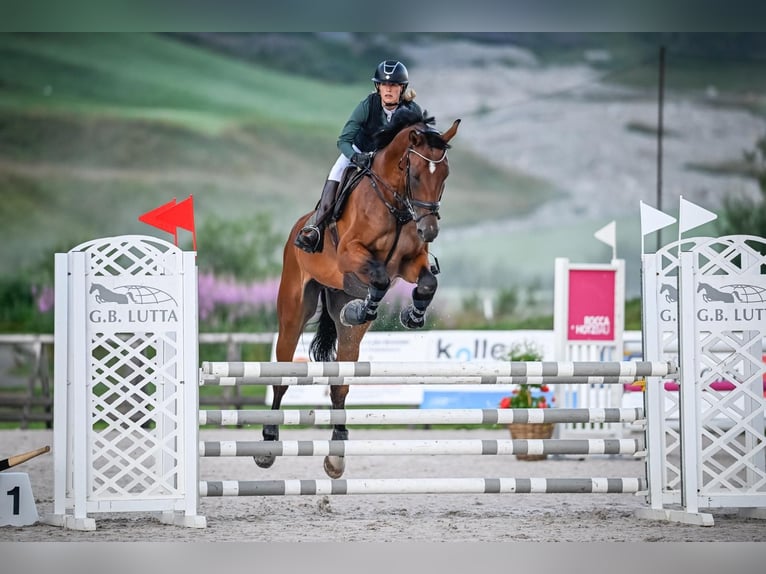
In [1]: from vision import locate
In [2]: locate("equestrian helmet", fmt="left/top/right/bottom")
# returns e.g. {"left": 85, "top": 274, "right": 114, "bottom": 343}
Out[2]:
{"left": 372, "top": 60, "right": 409, "bottom": 89}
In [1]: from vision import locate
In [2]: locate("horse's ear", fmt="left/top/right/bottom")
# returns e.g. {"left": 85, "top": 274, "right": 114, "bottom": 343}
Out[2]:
{"left": 441, "top": 119, "right": 461, "bottom": 143}
{"left": 409, "top": 130, "right": 423, "bottom": 146}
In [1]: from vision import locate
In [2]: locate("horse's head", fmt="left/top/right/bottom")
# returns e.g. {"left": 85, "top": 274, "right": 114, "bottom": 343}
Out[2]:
{"left": 404, "top": 119, "right": 460, "bottom": 242}
{"left": 376, "top": 111, "right": 460, "bottom": 243}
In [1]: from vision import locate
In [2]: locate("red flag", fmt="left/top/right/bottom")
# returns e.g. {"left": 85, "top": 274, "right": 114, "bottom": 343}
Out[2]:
{"left": 159, "top": 195, "right": 195, "bottom": 233}
{"left": 139, "top": 195, "right": 197, "bottom": 249}
{"left": 139, "top": 198, "right": 178, "bottom": 234}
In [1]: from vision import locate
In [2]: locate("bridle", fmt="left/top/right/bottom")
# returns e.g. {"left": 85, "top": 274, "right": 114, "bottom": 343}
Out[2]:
{"left": 362, "top": 132, "right": 448, "bottom": 264}
{"left": 366, "top": 135, "right": 448, "bottom": 225}
{"left": 402, "top": 146, "right": 448, "bottom": 223}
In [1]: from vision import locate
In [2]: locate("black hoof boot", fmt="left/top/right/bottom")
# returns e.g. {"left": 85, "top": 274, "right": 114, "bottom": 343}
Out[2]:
{"left": 400, "top": 305, "right": 426, "bottom": 329}
{"left": 340, "top": 299, "right": 377, "bottom": 326}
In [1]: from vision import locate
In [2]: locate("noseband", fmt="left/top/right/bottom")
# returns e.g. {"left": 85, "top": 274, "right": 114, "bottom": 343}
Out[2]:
{"left": 403, "top": 146, "right": 448, "bottom": 223}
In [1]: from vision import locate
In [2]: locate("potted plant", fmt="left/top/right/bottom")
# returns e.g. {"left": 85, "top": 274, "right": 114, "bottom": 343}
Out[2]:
{"left": 499, "top": 341, "right": 555, "bottom": 460}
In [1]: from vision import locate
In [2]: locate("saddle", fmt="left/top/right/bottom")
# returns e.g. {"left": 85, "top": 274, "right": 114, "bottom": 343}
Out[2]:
{"left": 327, "top": 163, "right": 370, "bottom": 248}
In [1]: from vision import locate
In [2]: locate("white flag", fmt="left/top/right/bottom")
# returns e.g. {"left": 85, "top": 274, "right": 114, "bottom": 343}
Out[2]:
{"left": 594, "top": 221, "right": 616, "bottom": 248}
{"left": 639, "top": 200, "right": 676, "bottom": 236}
{"left": 679, "top": 196, "right": 717, "bottom": 234}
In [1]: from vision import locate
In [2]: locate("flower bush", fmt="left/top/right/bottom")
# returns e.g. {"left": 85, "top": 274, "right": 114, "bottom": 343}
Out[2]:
{"left": 197, "top": 272, "right": 279, "bottom": 331}
{"left": 498, "top": 341, "right": 555, "bottom": 409}
{"left": 499, "top": 384, "right": 552, "bottom": 409}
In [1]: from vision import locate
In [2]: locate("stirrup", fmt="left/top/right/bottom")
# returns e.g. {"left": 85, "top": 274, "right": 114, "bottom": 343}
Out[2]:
{"left": 294, "top": 225, "right": 321, "bottom": 253}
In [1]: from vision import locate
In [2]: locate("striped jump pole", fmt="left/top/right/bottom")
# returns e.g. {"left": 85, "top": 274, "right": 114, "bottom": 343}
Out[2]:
{"left": 199, "top": 438, "right": 643, "bottom": 458}
{"left": 200, "top": 375, "right": 647, "bottom": 386}
{"left": 201, "top": 360, "right": 676, "bottom": 379}
{"left": 199, "top": 407, "right": 645, "bottom": 427}
{"left": 200, "top": 477, "right": 647, "bottom": 497}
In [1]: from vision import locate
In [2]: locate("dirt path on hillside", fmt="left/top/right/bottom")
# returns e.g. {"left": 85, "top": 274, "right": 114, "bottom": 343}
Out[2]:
{"left": 2, "top": 428, "right": 765, "bottom": 543}
{"left": 403, "top": 39, "right": 766, "bottom": 227}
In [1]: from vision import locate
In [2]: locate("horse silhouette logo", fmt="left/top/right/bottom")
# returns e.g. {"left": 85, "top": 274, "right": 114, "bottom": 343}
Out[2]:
{"left": 660, "top": 283, "right": 678, "bottom": 303}
{"left": 90, "top": 283, "right": 177, "bottom": 305}
{"left": 697, "top": 282, "right": 739, "bottom": 303}
{"left": 90, "top": 283, "right": 135, "bottom": 304}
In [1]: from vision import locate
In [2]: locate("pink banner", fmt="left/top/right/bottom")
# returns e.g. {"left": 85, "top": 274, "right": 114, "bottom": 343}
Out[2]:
{"left": 567, "top": 269, "right": 616, "bottom": 341}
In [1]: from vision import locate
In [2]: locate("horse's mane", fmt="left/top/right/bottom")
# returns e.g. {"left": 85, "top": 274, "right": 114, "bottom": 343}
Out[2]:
{"left": 373, "top": 107, "right": 450, "bottom": 151}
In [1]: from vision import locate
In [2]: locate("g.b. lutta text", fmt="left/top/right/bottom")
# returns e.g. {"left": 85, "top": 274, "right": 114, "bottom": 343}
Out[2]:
{"left": 89, "top": 308, "right": 178, "bottom": 324}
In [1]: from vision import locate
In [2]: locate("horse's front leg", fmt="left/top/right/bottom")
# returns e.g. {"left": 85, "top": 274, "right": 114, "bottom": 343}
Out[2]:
{"left": 339, "top": 258, "right": 390, "bottom": 326}
{"left": 400, "top": 263, "right": 438, "bottom": 329}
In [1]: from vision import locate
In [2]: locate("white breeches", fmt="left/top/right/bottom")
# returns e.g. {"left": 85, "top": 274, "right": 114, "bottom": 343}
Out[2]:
{"left": 328, "top": 145, "right": 360, "bottom": 182}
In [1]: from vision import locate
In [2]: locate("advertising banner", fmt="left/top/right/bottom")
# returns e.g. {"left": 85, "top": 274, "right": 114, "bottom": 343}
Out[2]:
{"left": 267, "top": 330, "right": 556, "bottom": 406}
{"left": 567, "top": 268, "right": 617, "bottom": 342}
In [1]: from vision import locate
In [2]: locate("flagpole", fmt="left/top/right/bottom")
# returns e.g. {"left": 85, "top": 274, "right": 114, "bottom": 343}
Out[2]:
{"left": 657, "top": 44, "right": 666, "bottom": 252}
{"left": 678, "top": 195, "right": 683, "bottom": 249}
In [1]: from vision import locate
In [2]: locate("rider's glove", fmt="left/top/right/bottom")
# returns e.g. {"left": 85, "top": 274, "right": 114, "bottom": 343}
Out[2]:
{"left": 351, "top": 152, "right": 372, "bottom": 170}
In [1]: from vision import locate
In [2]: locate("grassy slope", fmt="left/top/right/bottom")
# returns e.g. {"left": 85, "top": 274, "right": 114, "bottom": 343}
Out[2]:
{"left": 0, "top": 33, "right": 554, "bottom": 277}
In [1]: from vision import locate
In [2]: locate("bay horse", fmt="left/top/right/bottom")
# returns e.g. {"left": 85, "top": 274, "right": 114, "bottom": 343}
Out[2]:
{"left": 258, "top": 108, "right": 460, "bottom": 478}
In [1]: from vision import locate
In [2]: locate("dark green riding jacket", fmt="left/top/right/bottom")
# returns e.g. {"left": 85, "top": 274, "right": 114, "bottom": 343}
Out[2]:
{"left": 337, "top": 92, "right": 423, "bottom": 159}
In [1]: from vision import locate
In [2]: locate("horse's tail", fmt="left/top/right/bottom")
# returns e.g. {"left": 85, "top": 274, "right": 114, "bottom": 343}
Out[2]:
{"left": 309, "top": 290, "right": 337, "bottom": 362}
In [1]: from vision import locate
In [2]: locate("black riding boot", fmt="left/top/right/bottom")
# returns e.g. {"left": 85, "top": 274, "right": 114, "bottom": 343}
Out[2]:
{"left": 294, "top": 180, "right": 340, "bottom": 253}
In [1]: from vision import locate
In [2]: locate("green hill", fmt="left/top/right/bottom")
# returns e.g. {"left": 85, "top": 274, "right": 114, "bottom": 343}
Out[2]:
{"left": 0, "top": 33, "right": 558, "bottom": 278}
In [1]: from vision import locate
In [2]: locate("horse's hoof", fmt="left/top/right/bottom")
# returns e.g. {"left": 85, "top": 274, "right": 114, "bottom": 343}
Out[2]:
{"left": 254, "top": 455, "right": 276, "bottom": 469}
{"left": 340, "top": 300, "right": 376, "bottom": 326}
{"left": 324, "top": 455, "right": 345, "bottom": 479}
{"left": 400, "top": 306, "right": 425, "bottom": 329}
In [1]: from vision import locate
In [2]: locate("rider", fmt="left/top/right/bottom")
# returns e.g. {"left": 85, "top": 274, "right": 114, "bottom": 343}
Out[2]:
{"left": 294, "top": 59, "right": 424, "bottom": 253}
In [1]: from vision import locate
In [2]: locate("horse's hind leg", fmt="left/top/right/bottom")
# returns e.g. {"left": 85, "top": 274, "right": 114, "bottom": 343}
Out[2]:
{"left": 254, "top": 384, "right": 287, "bottom": 469}
{"left": 400, "top": 266, "right": 437, "bottom": 329}
{"left": 323, "top": 290, "right": 370, "bottom": 479}
{"left": 255, "top": 275, "right": 321, "bottom": 469}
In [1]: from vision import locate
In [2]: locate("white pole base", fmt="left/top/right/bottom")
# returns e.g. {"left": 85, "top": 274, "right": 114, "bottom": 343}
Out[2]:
{"left": 635, "top": 507, "right": 715, "bottom": 526}
{"left": 158, "top": 511, "right": 207, "bottom": 528}
{"left": 40, "top": 513, "right": 97, "bottom": 531}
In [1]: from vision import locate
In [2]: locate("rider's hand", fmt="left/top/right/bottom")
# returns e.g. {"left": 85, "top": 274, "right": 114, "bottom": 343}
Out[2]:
{"left": 351, "top": 152, "right": 372, "bottom": 169}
